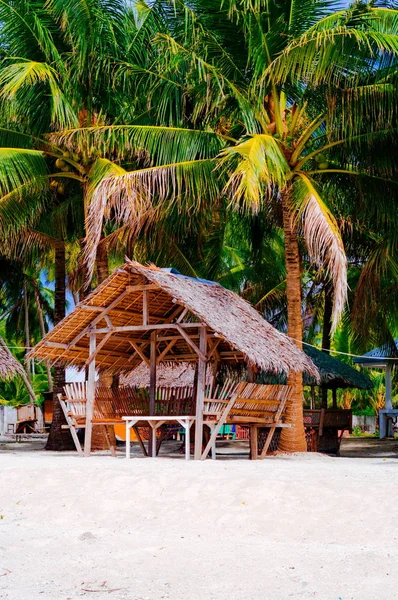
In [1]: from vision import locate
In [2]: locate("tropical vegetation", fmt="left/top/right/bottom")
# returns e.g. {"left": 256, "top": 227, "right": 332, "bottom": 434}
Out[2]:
{"left": 0, "top": 0, "right": 397, "bottom": 450}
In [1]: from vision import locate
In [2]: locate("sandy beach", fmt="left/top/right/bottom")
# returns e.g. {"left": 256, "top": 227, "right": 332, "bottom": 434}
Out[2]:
{"left": 0, "top": 444, "right": 397, "bottom": 600}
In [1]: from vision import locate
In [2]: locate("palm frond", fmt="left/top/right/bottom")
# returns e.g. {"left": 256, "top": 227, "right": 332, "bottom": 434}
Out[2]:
{"left": 220, "top": 134, "right": 290, "bottom": 211}
{"left": 293, "top": 173, "right": 347, "bottom": 331}
{"left": 55, "top": 124, "right": 225, "bottom": 163}
{"left": 83, "top": 158, "right": 128, "bottom": 284}
{"left": 0, "top": 148, "right": 49, "bottom": 235}
{"left": 0, "top": 60, "right": 77, "bottom": 129}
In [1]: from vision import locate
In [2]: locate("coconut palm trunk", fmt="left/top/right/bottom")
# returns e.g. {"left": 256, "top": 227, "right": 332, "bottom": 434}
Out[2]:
{"left": 23, "top": 277, "right": 32, "bottom": 381}
{"left": 321, "top": 283, "right": 333, "bottom": 408}
{"left": 46, "top": 246, "right": 75, "bottom": 450}
{"left": 278, "top": 193, "right": 307, "bottom": 452}
{"left": 33, "top": 281, "right": 53, "bottom": 392}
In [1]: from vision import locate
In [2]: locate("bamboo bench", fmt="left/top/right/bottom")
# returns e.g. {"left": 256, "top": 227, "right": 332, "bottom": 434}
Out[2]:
{"left": 59, "top": 382, "right": 194, "bottom": 456}
{"left": 201, "top": 380, "right": 293, "bottom": 460}
{"left": 303, "top": 408, "right": 352, "bottom": 452}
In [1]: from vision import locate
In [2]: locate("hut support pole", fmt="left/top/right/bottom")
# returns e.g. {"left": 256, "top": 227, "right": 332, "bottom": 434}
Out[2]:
{"left": 84, "top": 333, "right": 96, "bottom": 457}
{"left": 194, "top": 326, "right": 207, "bottom": 460}
{"left": 310, "top": 387, "right": 315, "bottom": 410}
{"left": 332, "top": 388, "right": 337, "bottom": 409}
{"left": 385, "top": 365, "right": 392, "bottom": 410}
{"left": 149, "top": 331, "right": 157, "bottom": 457}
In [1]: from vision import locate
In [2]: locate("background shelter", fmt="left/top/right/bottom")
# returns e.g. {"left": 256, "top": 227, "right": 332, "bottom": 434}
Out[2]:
{"left": 29, "top": 260, "right": 317, "bottom": 458}
{"left": 354, "top": 340, "right": 398, "bottom": 438}
{"left": 353, "top": 340, "right": 398, "bottom": 411}
{"left": 303, "top": 346, "right": 373, "bottom": 408}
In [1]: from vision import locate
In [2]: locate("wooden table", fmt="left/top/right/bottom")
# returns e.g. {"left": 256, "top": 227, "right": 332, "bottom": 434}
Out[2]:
{"left": 123, "top": 416, "right": 196, "bottom": 460}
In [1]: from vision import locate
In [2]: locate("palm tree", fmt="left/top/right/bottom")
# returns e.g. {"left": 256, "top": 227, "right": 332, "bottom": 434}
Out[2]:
{"left": 0, "top": 0, "right": 178, "bottom": 448}
{"left": 67, "top": 0, "right": 398, "bottom": 451}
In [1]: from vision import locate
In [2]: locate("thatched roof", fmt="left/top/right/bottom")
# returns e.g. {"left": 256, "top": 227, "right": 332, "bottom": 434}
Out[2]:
{"left": 353, "top": 339, "right": 398, "bottom": 368}
{"left": 303, "top": 346, "right": 373, "bottom": 389}
{"left": 0, "top": 338, "right": 26, "bottom": 381}
{"left": 30, "top": 260, "right": 318, "bottom": 378}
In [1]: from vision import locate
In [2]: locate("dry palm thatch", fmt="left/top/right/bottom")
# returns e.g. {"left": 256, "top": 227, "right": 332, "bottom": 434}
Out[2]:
{"left": 29, "top": 260, "right": 318, "bottom": 379}
{"left": 303, "top": 346, "right": 373, "bottom": 390}
{"left": 121, "top": 362, "right": 198, "bottom": 388}
{"left": 0, "top": 338, "right": 26, "bottom": 380}
{"left": 0, "top": 338, "right": 37, "bottom": 404}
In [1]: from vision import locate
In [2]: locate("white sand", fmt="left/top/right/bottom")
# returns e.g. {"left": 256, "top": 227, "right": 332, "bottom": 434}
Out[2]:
{"left": 0, "top": 448, "right": 397, "bottom": 600}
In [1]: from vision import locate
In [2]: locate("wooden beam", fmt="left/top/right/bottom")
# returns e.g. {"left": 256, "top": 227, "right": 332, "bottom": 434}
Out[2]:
{"left": 142, "top": 290, "right": 148, "bottom": 326}
{"left": 43, "top": 341, "right": 68, "bottom": 349}
{"left": 149, "top": 331, "right": 157, "bottom": 457}
{"left": 92, "top": 323, "right": 206, "bottom": 334}
{"left": 175, "top": 325, "right": 207, "bottom": 361}
{"left": 81, "top": 306, "right": 158, "bottom": 324}
{"left": 156, "top": 338, "right": 177, "bottom": 364}
{"left": 207, "top": 337, "right": 222, "bottom": 361}
{"left": 129, "top": 341, "right": 150, "bottom": 366}
{"left": 84, "top": 333, "right": 96, "bottom": 457}
{"left": 126, "top": 284, "right": 159, "bottom": 293}
{"left": 194, "top": 326, "right": 207, "bottom": 460}
{"left": 85, "top": 331, "right": 113, "bottom": 366}
{"left": 67, "top": 288, "right": 134, "bottom": 349}
{"left": 176, "top": 308, "right": 189, "bottom": 323}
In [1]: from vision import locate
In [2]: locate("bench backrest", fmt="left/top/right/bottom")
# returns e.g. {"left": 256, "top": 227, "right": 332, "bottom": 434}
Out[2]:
{"left": 229, "top": 382, "right": 293, "bottom": 423}
{"left": 303, "top": 409, "right": 353, "bottom": 433}
{"left": 62, "top": 382, "right": 88, "bottom": 418}
{"left": 204, "top": 379, "right": 293, "bottom": 424}
{"left": 62, "top": 383, "right": 195, "bottom": 420}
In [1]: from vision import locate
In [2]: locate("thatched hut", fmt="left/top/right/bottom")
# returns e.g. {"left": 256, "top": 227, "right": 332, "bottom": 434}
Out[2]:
{"left": 29, "top": 260, "right": 317, "bottom": 457}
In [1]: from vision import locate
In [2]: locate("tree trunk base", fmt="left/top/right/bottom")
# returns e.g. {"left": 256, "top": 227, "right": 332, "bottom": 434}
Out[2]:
{"left": 45, "top": 395, "right": 76, "bottom": 451}
{"left": 278, "top": 372, "right": 307, "bottom": 452}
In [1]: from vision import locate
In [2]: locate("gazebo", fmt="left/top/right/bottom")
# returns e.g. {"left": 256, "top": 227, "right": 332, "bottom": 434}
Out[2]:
{"left": 354, "top": 340, "right": 398, "bottom": 438}
{"left": 30, "top": 260, "right": 317, "bottom": 458}
{"left": 304, "top": 346, "right": 373, "bottom": 408}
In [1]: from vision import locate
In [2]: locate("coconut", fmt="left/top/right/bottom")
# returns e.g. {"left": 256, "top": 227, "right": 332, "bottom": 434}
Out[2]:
{"left": 318, "top": 162, "right": 329, "bottom": 170}
{"left": 55, "top": 158, "right": 66, "bottom": 169}
{"left": 315, "top": 153, "right": 326, "bottom": 163}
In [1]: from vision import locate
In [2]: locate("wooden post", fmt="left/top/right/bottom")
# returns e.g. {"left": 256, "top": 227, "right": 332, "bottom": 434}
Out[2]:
{"left": 142, "top": 290, "right": 148, "bottom": 326}
{"left": 310, "top": 386, "right": 316, "bottom": 410}
{"left": 385, "top": 365, "right": 393, "bottom": 410}
{"left": 249, "top": 425, "right": 258, "bottom": 460}
{"left": 84, "top": 332, "right": 96, "bottom": 457}
{"left": 332, "top": 388, "right": 337, "bottom": 409}
{"left": 194, "top": 326, "right": 207, "bottom": 460}
{"left": 148, "top": 331, "right": 157, "bottom": 456}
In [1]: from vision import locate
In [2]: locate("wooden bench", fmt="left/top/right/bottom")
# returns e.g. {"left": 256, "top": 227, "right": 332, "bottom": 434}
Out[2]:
{"left": 303, "top": 408, "right": 352, "bottom": 452}
{"left": 201, "top": 380, "right": 293, "bottom": 460}
{"left": 59, "top": 383, "right": 194, "bottom": 456}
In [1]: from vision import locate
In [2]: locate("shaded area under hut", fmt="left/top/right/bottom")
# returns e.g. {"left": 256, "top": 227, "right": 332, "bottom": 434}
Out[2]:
{"left": 29, "top": 260, "right": 317, "bottom": 458}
